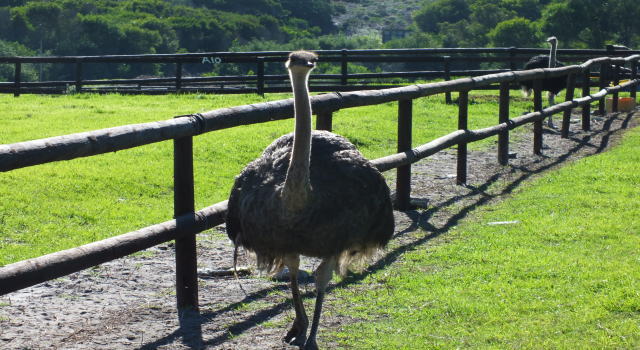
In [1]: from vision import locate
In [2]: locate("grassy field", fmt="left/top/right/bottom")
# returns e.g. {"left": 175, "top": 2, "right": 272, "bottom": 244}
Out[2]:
{"left": 332, "top": 123, "right": 640, "bottom": 348}
{"left": 0, "top": 91, "right": 532, "bottom": 265}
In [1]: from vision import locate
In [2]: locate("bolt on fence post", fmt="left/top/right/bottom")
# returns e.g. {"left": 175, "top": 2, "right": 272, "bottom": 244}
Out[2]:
{"left": 173, "top": 129, "right": 199, "bottom": 312}
{"left": 561, "top": 73, "right": 576, "bottom": 138}
{"left": 395, "top": 99, "right": 412, "bottom": 210}
{"left": 341, "top": 49, "right": 348, "bottom": 87}
{"left": 315, "top": 111, "right": 333, "bottom": 132}
{"left": 533, "top": 79, "right": 543, "bottom": 155}
{"left": 612, "top": 64, "right": 620, "bottom": 112}
{"left": 175, "top": 62, "right": 183, "bottom": 93}
{"left": 444, "top": 56, "right": 452, "bottom": 104}
{"left": 598, "top": 60, "right": 609, "bottom": 115}
{"left": 13, "top": 62, "right": 21, "bottom": 97}
{"left": 257, "top": 57, "right": 265, "bottom": 96}
{"left": 498, "top": 82, "right": 510, "bottom": 165}
{"left": 582, "top": 69, "right": 591, "bottom": 131}
{"left": 457, "top": 90, "right": 469, "bottom": 185}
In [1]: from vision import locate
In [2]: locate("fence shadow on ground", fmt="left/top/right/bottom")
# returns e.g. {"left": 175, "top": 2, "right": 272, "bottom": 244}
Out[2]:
{"left": 136, "top": 110, "right": 636, "bottom": 349}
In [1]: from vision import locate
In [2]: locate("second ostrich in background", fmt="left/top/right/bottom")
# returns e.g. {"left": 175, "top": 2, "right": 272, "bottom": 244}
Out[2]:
{"left": 521, "top": 36, "right": 567, "bottom": 128}
{"left": 226, "top": 51, "right": 395, "bottom": 349}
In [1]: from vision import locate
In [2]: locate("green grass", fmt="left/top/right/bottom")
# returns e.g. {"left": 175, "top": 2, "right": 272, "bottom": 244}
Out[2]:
{"left": 0, "top": 91, "right": 532, "bottom": 265}
{"left": 332, "top": 124, "right": 640, "bottom": 348}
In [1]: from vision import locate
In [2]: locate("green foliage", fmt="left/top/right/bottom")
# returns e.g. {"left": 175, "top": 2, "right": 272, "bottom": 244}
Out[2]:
{"left": 412, "top": 0, "right": 640, "bottom": 49}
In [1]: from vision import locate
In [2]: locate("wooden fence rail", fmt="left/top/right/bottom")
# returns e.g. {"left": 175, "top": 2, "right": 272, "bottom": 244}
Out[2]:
{"left": 2, "top": 47, "right": 638, "bottom": 96}
{"left": 0, "top": 54, "right": 638, "bottom": 313}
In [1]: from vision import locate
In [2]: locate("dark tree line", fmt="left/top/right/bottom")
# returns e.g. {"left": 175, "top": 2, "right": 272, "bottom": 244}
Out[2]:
{"left": 1, "top": 0, "right": 638, "bottom": 82}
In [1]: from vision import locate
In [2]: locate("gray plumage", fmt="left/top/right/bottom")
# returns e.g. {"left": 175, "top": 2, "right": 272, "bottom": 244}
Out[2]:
{"left": 521, "top": 54, "right": 567, "bottom": 96}
{"left": 226, "top": 130, "right": 394, "bottom": 271}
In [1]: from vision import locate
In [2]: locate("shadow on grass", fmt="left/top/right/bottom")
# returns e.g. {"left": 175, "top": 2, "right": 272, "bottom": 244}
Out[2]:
{"left": 138, "top": 110, "right": 636, "bottom": 349}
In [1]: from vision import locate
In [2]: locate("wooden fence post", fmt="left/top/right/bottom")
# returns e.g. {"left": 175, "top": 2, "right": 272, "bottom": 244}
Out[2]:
{"left": 598, "top": 60, "right": 609, "bottom": 115}
{"left": 582, "top": 69, "right": 591, "bottom": 131}
{"left": 176, "top": 62, "right": 183, "bottom": 93}
{"left": 498, "top": 82, "right": 510, "bottom": 165}
{"left": 561, "top": 73, "right": 576, "bottom": 138}
{"left": 611, "top": 64, "right": 620, "bottom": 112}
{"left": 443, "top": 56, "right": 452, "bottom": 104}
{"left": 396, "top": 99, "right": 412, "bottom": 210}
{"left": 533, "top": 79, "right": 543, "bottom": 155}
{"left": 316, "top": 111, "right": 333, "bottom": 132}
{"left": 509, "top": 47, "right": 517, "bottom": 71}
{"left": 74, "top": 60, "right": 83, "bottom": 93}
{"left": 341, "top": 49, "right": 348, "bottom": 87}
{"left": 457, "top": 90, "right": 468, "bottom": 184}
{"left": 631, "top": 60, "right": 638, "bottom": 101}
{"left": 13, "top": 62, "right": 21, "bottom": 97}
{"left": 173, "top": 129, "right": 199, "bottom": 312}
{"left": 257, "top": 57, "right": 265, "bottom": 96}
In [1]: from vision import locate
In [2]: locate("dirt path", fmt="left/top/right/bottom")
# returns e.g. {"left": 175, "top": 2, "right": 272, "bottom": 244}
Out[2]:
{"left": 1, "top": 108, "right": 637, "bottom": 350}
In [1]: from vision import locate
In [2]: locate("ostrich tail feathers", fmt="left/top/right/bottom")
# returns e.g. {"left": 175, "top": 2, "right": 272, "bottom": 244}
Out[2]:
{"left": 336, "top": 245, "right": 383, "bottom": 277}
{"left": 521, "top": 86, "right": 532, "bottom": 97}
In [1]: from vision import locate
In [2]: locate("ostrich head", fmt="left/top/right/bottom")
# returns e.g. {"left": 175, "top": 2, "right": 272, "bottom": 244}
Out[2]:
{"left": 285, "top": 50, "right": 318, "bottom": 73}
{"left": 546, "top": 36, "right": 558, "bottom": 45}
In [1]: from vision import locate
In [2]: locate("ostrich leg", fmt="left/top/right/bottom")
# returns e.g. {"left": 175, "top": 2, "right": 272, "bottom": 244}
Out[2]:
{"left": 547, "top": 93, "right": 557, "bottom": 128}
{"left": 284, "top": 255, "right": 309, "bottom": 346}
{"left": 304, "top": 256, "right": 337, "bottom": 350}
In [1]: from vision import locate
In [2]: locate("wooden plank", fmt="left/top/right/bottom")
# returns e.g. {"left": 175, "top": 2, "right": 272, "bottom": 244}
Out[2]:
{"left": 498, "top": 82, "right": 510, "bottom": 165}
{"left": 315, "top": 111, "right": 333, "bottom": 132}
{"left": 561, "top": 73, "right": 576, "bottom": 138}
{"left": 395, "top": 99, "right": 412, "bottom": 210}
{"left": 0, "top": 201, "right": 228, "bottom": 296}
{"left": 582, "top": 69, "right": 591, "bottom": 131}
{"left": 173, "top": 132, "right": 198, "bottom": 311}
{"left": 457, "top": 90, "right": 468, "bottom": 185}
{"left": 533, "top": 79, "right": 543, "bottom": 155}
{"left": 13, "top": 62, "right": 21, "bottom": 97}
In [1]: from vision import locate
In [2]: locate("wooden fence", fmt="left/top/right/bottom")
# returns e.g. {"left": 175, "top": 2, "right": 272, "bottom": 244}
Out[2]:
{"left": 1, "top": 46, "right": 638, "bottom": 96}
{"left": 0, "top": 53, "right": 638, "bottom": 314}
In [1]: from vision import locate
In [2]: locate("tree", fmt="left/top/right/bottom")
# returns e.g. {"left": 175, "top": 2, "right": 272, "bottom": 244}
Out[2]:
{"left": 489, "top": 17, "right": 539, "bottom": 47}
{"left": 413, "top": 0, "right": 470, "bottom": 33}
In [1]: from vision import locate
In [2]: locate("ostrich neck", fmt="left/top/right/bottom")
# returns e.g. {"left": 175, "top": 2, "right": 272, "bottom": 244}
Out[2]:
{"left": 282, "top": 69, "right": 312, "bottom": 211}
{"left": 549, "top": 41, "right": 557, "bottom": 68}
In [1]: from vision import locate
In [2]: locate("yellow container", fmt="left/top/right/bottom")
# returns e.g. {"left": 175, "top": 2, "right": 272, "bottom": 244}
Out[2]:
{"left": 605, "top": 97, "right": 636, "bottom": 112}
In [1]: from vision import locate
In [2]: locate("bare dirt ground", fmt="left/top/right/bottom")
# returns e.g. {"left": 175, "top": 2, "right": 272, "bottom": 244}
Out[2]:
{"left": 1, "top": 107, "right": 638, "bottom": 350}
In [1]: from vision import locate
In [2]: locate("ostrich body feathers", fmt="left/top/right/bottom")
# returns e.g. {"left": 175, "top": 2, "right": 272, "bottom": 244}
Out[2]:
{"left": 226, "top": 130, "right": 394, "bottom": 275}
{"left": 520, "top": 54, "right": 567, "bottom": 96}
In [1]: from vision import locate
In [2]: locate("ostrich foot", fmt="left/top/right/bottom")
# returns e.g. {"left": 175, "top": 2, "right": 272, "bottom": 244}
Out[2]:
{"left": 284, "top": 319, "right": 308, "bottom": 346}
{"left": 547, "top": 118, "right": 557, "bottom": 129}
{"left": 303, "top": 338, "right": 318, "bottom": 350}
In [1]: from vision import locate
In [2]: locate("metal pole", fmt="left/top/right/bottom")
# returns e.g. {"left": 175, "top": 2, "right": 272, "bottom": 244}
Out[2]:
{"left": 396, "top": 99, "right": 412, "bottom": 210}
{"left": 75, "top": 60, "right": 83, "bottom": 93}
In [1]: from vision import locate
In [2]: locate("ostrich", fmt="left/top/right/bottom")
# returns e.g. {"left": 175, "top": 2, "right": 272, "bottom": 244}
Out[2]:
{"left": 521, "top": 36, "right": 567, "bottom": 128}
{"left": 226, "top": 51, "right": 394, "bottom": 349}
